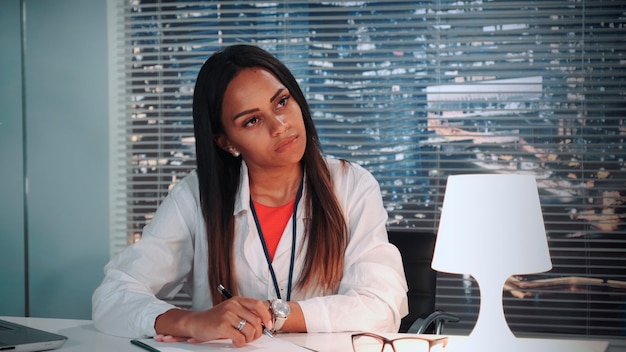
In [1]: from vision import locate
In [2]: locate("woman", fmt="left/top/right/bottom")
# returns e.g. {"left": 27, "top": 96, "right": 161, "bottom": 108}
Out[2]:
{"left": 92, "top": 44, "right": 408, "bottom": 347}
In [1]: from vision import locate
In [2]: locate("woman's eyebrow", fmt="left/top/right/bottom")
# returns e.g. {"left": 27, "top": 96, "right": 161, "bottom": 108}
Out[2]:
{"left": 270, "top": 88, "right": 285, "bottom": 103}
{"left": 232, "top": 108, "right": 259, "bottom": 121}
{"left": 232, "top": 88, "right": 285, "bottom": 121}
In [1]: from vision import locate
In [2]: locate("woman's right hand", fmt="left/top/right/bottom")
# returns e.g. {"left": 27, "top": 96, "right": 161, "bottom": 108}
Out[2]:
{"left": 154, "top": 297, "right": 273, "bottom": 347}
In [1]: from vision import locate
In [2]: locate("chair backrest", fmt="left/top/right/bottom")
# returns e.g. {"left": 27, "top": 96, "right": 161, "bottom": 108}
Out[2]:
{"left": 387, "top": 230, "right": 437, "bottom": 333}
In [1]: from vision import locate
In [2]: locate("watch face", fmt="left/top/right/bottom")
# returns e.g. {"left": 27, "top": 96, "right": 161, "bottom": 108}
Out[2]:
{"left": 272, "top": 299, "right": 291, "bottom": 317}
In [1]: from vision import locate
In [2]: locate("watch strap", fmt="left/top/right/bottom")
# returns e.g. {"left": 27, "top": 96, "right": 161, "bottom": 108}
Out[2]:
{"left": 273, "top": 315, "right": 287, "bottom": 332}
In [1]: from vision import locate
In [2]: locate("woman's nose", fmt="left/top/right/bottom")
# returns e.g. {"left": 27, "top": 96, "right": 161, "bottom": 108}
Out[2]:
{"left": 270, "top": 114, "right": 288, "bottom": 135}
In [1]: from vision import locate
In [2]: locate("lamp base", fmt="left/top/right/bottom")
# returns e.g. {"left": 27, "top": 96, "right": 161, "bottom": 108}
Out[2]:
{"left": 448, "top": 274, "right": 517, "bottom": 351}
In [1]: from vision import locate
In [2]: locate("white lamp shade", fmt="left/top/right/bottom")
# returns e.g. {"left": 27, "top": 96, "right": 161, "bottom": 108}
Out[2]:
{"left": 432, "top": 174, "right": 552, "bottom": 280}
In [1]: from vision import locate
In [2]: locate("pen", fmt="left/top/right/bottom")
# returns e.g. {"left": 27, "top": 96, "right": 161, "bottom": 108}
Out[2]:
{"left": 130, "top": 339, "right": 161, "bottom": 352}
{"left": 217, "top": 284, "right": 275, "bottom": 338}
{"left": 217, "top": 283, "right": 234, "bottom": 299}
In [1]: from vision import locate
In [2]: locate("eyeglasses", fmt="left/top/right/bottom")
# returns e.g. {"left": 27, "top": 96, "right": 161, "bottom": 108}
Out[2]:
{"left": 352, "top": 332, "right": 448, "bottom": 352}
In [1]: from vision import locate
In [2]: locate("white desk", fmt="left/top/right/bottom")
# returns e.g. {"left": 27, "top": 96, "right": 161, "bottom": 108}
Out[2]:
{"left": 2, "top": 316, "right": 609, "bottom": 352}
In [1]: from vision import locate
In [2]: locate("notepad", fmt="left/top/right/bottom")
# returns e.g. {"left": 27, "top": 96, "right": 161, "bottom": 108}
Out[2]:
{"left": 138, "top": 335, "right": 313, "bottom": 352}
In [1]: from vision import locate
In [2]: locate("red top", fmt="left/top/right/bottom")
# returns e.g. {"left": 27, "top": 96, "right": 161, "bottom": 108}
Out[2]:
{"left": 252, "top": 198, "right": 296, "bottom": 261}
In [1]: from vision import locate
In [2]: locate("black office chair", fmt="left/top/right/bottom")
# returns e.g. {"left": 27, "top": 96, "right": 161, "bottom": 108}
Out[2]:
{"left": 387, "top": 229, "right": 460, "bottom": 334}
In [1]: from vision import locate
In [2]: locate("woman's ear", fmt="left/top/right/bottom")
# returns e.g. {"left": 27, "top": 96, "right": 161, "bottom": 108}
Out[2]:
{"left": 214, "top": 134, "right": 230, "bottom": 152}
{"left": 214, "top": 134, "right": 240, "bottom": 157}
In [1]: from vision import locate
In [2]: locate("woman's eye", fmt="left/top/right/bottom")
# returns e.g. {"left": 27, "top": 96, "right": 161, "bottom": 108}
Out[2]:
{"left": 244, "top": 116, "right": 259, "bottom": 127}
{"left": 278, "top": 96, "right": 289, "bottom": 107}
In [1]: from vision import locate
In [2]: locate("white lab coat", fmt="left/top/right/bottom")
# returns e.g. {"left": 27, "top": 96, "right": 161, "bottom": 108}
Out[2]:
{"left": 92, "top": 158, "right": 408, "bottom": 338}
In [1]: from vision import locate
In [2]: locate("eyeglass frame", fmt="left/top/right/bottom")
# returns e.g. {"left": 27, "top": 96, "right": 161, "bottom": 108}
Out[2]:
{"left": 351, "top": 332, "right": 449, "bottom": 352}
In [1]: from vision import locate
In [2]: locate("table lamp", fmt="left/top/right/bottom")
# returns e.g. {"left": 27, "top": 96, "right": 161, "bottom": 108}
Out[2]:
{"left": 431, "top": 174, "right": 552, "bottom": 351}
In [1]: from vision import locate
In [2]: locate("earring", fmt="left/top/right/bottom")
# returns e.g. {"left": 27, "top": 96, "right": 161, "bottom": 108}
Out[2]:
{"left": 229, "top": 148, "right": 240, "bottom": 157}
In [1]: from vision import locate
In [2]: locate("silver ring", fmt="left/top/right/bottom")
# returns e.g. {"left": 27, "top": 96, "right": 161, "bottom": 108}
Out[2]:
{"left": 236, "top": 319, "right": 247, "bottom": 331}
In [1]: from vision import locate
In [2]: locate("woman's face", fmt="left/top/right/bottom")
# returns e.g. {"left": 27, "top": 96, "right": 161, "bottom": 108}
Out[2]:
{"left": 217, "top": 67, "right": 307, "bottom": 171}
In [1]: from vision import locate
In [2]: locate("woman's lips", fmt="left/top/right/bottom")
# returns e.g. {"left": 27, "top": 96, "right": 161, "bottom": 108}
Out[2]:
{"left": 275, "top": 135, "right": 298, "bottom": 152}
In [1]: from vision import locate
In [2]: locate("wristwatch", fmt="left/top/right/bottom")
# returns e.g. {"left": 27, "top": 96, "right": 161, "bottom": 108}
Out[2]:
{"left": 268, "top": 299, "right": 290, "bottom": 333}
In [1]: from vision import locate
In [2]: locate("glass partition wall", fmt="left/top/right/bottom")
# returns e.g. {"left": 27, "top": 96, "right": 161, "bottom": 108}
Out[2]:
{"left": 108, "top": 0, "right": 626, "bottom": 338}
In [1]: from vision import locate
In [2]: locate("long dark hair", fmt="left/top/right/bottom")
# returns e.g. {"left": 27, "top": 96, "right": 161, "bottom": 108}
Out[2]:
{"left": 192, "top": 44, "right": 347, "bottom": 304}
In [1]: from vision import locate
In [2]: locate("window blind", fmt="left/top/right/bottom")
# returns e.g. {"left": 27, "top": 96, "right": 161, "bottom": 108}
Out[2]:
{"left": 108, "top": 0, "right": 626, "bottom": 339}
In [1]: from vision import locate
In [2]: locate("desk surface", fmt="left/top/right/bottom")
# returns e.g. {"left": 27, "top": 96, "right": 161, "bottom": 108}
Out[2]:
{"left": 1, "top": 316, "right": 609, "bottom": 352}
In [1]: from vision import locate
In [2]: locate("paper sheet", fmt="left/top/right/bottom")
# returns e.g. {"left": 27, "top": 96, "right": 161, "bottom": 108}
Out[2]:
{"left": 139, "top": 335, "right": 313, "bottom": 352}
